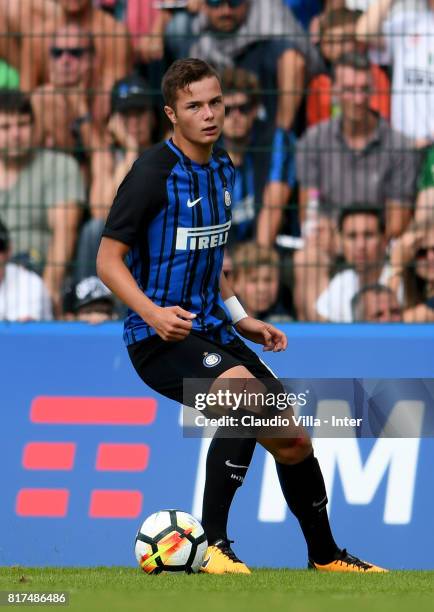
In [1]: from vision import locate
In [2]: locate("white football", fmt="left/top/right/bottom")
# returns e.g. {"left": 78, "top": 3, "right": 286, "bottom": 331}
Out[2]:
{"left": 134, "top": 510, "right": 208, "bottom": 574}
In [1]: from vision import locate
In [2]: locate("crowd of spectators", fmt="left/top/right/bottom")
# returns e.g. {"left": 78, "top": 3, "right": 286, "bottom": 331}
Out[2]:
{"left": 0, "top": 0, "right": 433, "bottom": 323}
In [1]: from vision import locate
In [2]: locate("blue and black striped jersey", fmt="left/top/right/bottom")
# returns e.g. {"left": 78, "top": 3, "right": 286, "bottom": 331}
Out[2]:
{"left": 103, "top": 139, "right": 237, "bottom": 346}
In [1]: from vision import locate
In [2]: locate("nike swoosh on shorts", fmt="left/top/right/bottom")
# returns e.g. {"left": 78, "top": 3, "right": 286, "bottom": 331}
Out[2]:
{"left": 225, "top": 460, "right": 249, "bottom": 469}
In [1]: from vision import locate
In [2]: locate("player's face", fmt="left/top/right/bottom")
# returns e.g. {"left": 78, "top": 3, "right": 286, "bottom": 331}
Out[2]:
{"left": 341, "top": 214, "right": 385, "bottom": 271}
{"left": 49, "top": 30, "right": 93, "bottom": 87}
{"left": 335, "top": 66, "right": 371, "bottom": 123}
{"left": 204, "top": 0, "right": 249, "bottom": 33}
{"left": 234, "top": 265, "right": 279, "bottom": 316}
{"left": 415, "top": 230, "right": 434, "bottom": 282}
{"left": 223, "top": 92, "right": 257, "bottom": 141}
{"left": 0, "top": 112, "right": 33, "bottom": 160}
{"left": 166, "top": 76, "right": 225, "bottom": 147}
{"left": 361, "top": 291, "right": 402, "bottom": 322}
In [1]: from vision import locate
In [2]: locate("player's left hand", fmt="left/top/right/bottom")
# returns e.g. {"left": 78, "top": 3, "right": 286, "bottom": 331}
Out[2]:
{"left": 235, "top": 317, "right": 287, "bottom": 352}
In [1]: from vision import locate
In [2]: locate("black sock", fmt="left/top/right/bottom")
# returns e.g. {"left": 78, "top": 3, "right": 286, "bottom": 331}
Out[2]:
{"left": 275, "top": 452, "right": 339, "bottom": 564}
{"left": 201, "top": 435, "right": 256, "bottom": 544}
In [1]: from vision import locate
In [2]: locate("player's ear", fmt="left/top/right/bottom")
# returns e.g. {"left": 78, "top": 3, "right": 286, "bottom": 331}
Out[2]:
{"left": 164, "top": 105, "right": 177, "bottom": 126}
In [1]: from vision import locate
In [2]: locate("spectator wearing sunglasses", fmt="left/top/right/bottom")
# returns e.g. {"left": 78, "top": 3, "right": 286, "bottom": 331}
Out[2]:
{"left": 0, "top": 218, "right": 53, "bottom": 321}
{"left": 20, "top": 0, "right": 132, "bottom": 122}
{"left": 188, "top": 0, "right": 323, "bottom": 132}
{"left": 31, "top": 25, "right": 96, "bottom": 173}
{"left": 220, "top": 67, "right": 295, "bottom": 247}
{"left": 389, "top": 221, "right": 434, "bottom": 322}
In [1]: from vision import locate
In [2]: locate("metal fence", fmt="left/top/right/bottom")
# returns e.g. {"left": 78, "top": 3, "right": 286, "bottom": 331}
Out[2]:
{"left": 0, "top": 0, "right": 432, "bottom": 323}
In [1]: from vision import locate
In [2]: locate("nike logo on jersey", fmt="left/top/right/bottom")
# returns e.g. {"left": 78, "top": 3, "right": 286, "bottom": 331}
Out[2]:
{"left": 225, "top": 460, "right": 249, "bottom": 469}
{"left": 187, "top": 197, "right": 202, "bottom": 208}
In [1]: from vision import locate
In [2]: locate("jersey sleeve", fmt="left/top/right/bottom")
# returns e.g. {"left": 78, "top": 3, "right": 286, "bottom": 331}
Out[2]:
{"left": 102, "top": 158, "right": 164, "bottom": 247}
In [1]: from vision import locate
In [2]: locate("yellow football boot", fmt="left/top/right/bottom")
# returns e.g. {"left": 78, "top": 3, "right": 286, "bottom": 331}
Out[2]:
{"left": 200, "top": 539, "right": 251, "bottom": 575}
{"left": 308, "top": 549, "right": 388, "bottom": 573}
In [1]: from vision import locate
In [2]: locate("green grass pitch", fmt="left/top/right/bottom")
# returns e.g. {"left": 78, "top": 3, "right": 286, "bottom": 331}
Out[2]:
{"left": 1, "top": 567, "right": 433, "bottom": 612}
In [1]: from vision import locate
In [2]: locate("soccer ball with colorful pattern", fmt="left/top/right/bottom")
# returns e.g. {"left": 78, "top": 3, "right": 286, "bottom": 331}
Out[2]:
{"left": 134, "top": 510, "right": 208, "bottom": 574}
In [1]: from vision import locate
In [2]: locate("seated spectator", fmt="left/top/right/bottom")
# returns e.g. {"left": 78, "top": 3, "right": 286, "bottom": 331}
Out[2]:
{"left": 72, "top": 275, "right": 117, "bottom": 323}
{"left": 294, "top": 51, "right": 419, "bottom": 320}
{"left": 356, "top": 0, "right": 434, "bottom": 145}
{"left": 306, "top": 8, "right": 390, "bottom": 127}
{"left": 20, "top": 0, "right": 132, "bottom": 121}
{"left": 0, "top": 90, "right": 85, "bottom": 315}
{"left": 415, "top": 145, "right": 434, "bottom": 224}
{"left": 232, "top": 242, "right": 290, "bottom": 322}
{"left": 389, "top": 220, "right": 434, "bottom": 322}
{"left": 316, "top": 207, "right": 400, "bottom": 322}
{"left": 75, "top": 75, "right": 156, "bottom": 281}
{"left": 220, "top": 67, "right": 295, "bottom": 247}
{"left": 0, "top": 219, "right": 52, "bottom": 321}
{"left": 90, "top": 75, "right": 156, "bottom": 218}
{"left": 31, "top": 25, "right": 96, "bottom": 175}
{"left": 351, "top": 284, "right": 402, "bottom": 322}
{"left": 188, "top": 0, "right": 324, "bottom": 130}
{"left": 298, "top": 52, "right": 417, "bottom": 235}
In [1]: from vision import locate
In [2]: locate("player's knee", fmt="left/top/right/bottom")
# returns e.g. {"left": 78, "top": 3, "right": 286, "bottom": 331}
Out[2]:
{"left": 272, "top": 436, "right": 312, "bottom": 464}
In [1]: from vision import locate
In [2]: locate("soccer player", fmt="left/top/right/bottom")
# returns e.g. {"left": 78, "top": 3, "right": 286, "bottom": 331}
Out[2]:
{"left": 97, "top": 58, "right": 386, "bottom": 574}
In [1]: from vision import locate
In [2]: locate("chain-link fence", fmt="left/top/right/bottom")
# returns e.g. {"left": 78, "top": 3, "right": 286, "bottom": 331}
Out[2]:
{"left": 0, "top": 0, "right": 432, "bottom": 323}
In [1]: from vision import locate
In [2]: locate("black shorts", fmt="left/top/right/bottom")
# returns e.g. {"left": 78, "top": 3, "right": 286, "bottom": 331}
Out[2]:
{"left": 127, "top": 330, "right": 280, "bottom": 404}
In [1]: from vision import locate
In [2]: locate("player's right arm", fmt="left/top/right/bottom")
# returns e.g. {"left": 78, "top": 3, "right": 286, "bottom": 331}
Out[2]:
{"left": 97, "top": 237, "right": 195, "bottom": 341}
{"left": 97, "top": 156, "right": 196, "bottom": 341}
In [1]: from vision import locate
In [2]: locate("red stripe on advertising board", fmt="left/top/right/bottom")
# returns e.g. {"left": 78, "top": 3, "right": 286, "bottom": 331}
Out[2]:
{"left": 30, "top": 397, "right": 157, "bottom": 425}
{"left": 89, "top": 490, "right": 143, "bottom": 518}
{"left": 16, "top": 489, "right": 69, "bottom": 517}
{"left": 95, "top": 443, "right": 150, "bottom": 471}
{"left": 22, "top": 442, "right": 76, "bottom": 470}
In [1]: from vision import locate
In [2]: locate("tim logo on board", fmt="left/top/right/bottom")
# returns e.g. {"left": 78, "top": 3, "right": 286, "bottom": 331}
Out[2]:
{"left": 192, "top": 398, "right": 423, "bottom": 527}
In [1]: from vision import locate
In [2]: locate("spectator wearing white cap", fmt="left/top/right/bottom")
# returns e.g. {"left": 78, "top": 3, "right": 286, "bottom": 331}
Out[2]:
{"left": 72, "top": 276, "right": 117, "bottom": 324}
